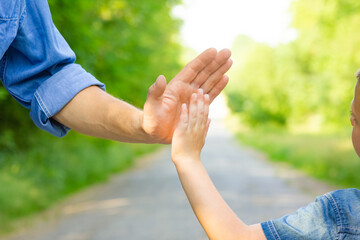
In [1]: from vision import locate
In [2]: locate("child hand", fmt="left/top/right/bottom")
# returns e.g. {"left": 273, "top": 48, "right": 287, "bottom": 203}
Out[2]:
{"left": 171, "top": 89, "right": 211, "bottom": 163}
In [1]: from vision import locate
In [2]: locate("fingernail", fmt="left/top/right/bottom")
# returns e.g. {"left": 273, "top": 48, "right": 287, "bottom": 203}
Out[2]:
{"left": 198, "top": 89, "right": 203, "bottom": 95}
{"left": 192, "top": 93, "right": 197, "bottom": 100}
{"left": 205, "top": 94, "right": 210, "bottom": 101}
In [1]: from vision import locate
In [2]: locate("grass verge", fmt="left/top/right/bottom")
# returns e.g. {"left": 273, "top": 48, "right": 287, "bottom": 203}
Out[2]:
{"left": 227, "top": 117, "right": 360, "bottom": 189}
{"left": 0, "top": 130, "right": 159, "bottom": 234}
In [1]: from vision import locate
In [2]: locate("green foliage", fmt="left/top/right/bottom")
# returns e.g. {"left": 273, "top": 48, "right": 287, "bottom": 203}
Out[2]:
{"left": 226, "top": 36, "right": 294, "bottom": 126}
{"left": 0, "top": 129, "right": 158, "bottom": 231}
{"left": 0, "top": 0, "right": 182, "bottom": 232}
{"left": 49, "top": 0, "right": 182, "bottom": 107}
{"left": 225, "top": 0, "right": 360, "bottom": 188}
{"left": 234, "top": 126, "right": 360, "bottom": 188}
{"left": 0, "top": 88, "right": 7, "bottom": 101}
{"left": 226, "top": 0, "right": 360, "bottom": 130}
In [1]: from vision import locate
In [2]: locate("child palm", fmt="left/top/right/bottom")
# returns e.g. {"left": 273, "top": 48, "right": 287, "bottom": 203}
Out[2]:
{"left": 171, "top": 90, "right": 211, "bottom": 162}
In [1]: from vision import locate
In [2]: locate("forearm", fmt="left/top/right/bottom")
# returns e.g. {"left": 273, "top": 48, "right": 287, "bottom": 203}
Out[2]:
{"left": 53, "top": 86, "right": 157, "bottom": 143}
{"left": 174, "top": 159, "right": 251, "bottom": 239}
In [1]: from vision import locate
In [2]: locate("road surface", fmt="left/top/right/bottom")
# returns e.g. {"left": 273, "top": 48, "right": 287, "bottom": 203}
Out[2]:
{"left": 5, "top": 96, "right": 336, "bottom": 240}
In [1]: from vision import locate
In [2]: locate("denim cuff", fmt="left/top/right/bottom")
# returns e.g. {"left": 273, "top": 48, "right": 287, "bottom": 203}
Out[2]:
{"left": 261, "top": 221, "right": 280, "bottom": 240}
{"left": 30, "top": 63, "right": 105, "bottom": 137}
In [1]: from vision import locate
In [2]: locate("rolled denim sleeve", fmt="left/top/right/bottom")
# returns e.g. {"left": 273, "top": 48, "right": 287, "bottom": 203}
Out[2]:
{"left": 1, "top": 0, "right": 105, "bottom": 137}
{"left": 30, "top": 64, "right": 105, "bottom": 137}
{"left": 261, "top": 189, "right": 360, "bottom": 240}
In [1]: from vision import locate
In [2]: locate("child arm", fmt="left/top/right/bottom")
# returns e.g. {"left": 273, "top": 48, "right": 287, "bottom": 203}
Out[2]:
{"left": 171, "top": 90, "right": 266, "bottom": 240}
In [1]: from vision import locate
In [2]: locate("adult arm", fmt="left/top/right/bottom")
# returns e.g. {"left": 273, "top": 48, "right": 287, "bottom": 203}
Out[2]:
{"left": 171, "top": 91, "right": 266, "bottom": 239}
{"left": 1, "top": 0, "right": 231, "bottom": 142}
{"left": 54, "top": 48, "right": 232, "bottom": 143}
{"left": 1, "top": 0, "right": 106, "bottom": 137}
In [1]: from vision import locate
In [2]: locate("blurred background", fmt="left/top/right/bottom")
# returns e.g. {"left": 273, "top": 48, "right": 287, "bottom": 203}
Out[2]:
{"left": 1, "top": 0, "right": 360, "bottom": 233}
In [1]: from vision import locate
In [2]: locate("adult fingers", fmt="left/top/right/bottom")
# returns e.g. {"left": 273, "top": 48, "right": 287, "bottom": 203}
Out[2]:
{"left": 200, "top": 58, "right": 232, "bottom": 94}
{"left": 191, "top": 48, "right": 231, "bottom": 88}
{"left": 208, "top": 75, "right": 229, "bottom": 103}
{"left": 170, "top": 48, "right": 217, "bottom": 84}
{"left": 147, "top": 75, "right": 167, "bottom": 102}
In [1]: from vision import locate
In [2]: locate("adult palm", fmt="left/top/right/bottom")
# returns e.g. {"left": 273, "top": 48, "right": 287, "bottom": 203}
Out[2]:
{"left": 143, "top": 48, "right": 232, "bottom": 143}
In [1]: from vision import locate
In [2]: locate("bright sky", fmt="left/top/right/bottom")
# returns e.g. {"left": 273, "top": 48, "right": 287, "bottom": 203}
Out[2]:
{"left": 172, "top": 0, "right": 297, "bottom": 52}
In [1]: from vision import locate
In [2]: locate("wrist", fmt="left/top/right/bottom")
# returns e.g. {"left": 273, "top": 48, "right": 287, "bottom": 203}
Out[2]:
{"left": 105, "top": 99, "right": 158, "bottom": 143}
{"left": 172, "top": 154, "right": 202, "bottom": 169}
{"left": 138, "top": 111, "right": 166, "bottom": 144}
{"left": 140, "top": 110, "right": 174, "bottom": 144}
{"left": 136, "top": 110, "right": 161, "bottom": 144}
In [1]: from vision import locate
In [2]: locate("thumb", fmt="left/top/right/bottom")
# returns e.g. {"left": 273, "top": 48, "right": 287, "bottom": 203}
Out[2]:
{"left": 147, "top": 75, "right": 167, "bottom": 101}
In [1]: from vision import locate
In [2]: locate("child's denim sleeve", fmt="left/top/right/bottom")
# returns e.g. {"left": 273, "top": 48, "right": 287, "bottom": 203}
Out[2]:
{"left": 261, "top": 188, "right": 360, "bottom": 240}
{"left": 0, "top": 0, "right": 105, "bottom": 137}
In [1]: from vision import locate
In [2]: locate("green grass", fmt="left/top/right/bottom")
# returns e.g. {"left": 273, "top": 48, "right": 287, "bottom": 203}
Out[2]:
{"left": 0, "top": 130, "right": 159, "bottom": 233}
{"left": 228, "top": 118, "right": 360, "bottom": 189}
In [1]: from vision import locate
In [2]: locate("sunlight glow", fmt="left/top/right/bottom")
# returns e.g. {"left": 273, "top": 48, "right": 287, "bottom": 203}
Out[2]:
{"left": 172, "top": 0, "right": 296, "bottom": 52}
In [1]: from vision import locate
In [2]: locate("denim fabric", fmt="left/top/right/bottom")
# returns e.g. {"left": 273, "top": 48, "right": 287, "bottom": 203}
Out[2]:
{"left": 261, "top": 188, "right": 360, "bottom": 240}
{"left": 0, "top": 0, "right": 105, "bottom": 137}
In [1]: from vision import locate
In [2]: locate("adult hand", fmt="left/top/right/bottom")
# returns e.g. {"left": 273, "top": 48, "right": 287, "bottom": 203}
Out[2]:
{"left": 142, "top": 48, "right": 232, "bottom": 143}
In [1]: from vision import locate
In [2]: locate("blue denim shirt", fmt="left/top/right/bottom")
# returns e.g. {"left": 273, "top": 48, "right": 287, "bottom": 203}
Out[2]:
{"left": 0, "top": 0, "right": 105, "bottom": 137}
{"left": 262, "top": 188, "right": 360, "bottom": 239}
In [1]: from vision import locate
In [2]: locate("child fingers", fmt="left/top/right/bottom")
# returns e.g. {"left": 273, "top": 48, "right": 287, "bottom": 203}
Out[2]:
{"left": 196, "top": 89, "right": 205, "bottom": 127}
{"left": 178, "top": 103, "right": 188, "bottom": 130}
{"left": 188, "top": 92, "right": 198, "bottom": 129}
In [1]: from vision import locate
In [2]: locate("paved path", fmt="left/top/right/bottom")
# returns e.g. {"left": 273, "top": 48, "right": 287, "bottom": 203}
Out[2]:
{"left": 5, "top": 97, "right": 336, "bottom": 240}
